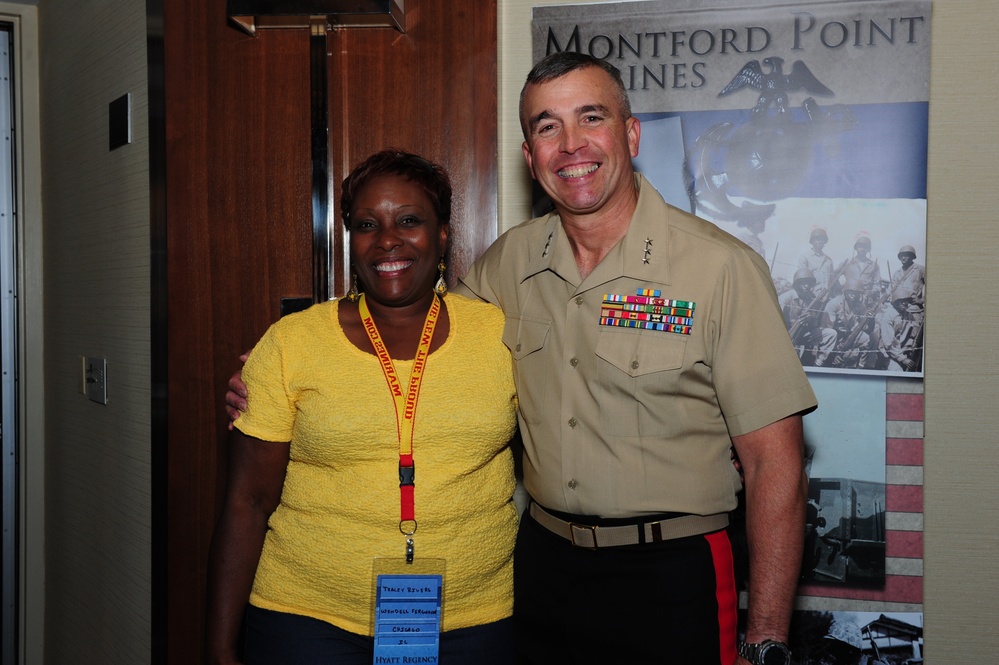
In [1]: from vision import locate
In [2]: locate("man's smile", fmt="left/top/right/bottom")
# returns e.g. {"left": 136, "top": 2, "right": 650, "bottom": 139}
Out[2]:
{"left": 557, "top": 163, "right": 599, "bottom": 179}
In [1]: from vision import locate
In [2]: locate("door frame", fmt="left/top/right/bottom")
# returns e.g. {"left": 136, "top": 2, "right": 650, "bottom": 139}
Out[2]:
{"left": 0, "top": 4, "right": 43, "bottom": 664}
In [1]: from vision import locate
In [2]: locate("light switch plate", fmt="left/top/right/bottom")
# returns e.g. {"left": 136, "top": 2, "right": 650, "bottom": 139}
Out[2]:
{"left": 109, "top": 93, "right": 131, "bottom": 151}
{"left": 86, "top": 357, "right": 108, "bottom": 405}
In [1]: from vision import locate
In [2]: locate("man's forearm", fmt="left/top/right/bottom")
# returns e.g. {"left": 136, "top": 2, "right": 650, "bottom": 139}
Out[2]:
{"left": 732, "top": 415, "right": 807, "bottom": 645}
{"left": 743, "top": 462, "right": 807, "bottom": 642}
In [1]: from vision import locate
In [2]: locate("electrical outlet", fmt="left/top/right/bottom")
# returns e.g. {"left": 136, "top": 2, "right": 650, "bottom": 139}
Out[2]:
{"left": 85, "top": 357, "right": 108, "bottom": 405}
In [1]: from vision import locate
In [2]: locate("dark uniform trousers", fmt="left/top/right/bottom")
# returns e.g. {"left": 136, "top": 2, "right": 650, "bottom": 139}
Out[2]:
{"left": 514, "top": 507, "right": 738, "bottom": 665}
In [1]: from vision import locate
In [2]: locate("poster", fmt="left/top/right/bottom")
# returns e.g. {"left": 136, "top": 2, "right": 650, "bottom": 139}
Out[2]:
{"left": 802, "top": 375, "right": 886, "bottom": 588}
{"left": 787, "top": 610, "right": 923, "bottom": 664}
{"left": 533, "top": 0, "right": 930, "bottom": 378}
{"left": 530, "top": 0, "right": 929, "bottom": 656}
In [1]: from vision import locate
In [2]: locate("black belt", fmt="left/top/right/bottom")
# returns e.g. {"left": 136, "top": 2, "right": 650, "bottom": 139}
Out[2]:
{"left": 529, "top": 503, "right": 729, "bottom": 549}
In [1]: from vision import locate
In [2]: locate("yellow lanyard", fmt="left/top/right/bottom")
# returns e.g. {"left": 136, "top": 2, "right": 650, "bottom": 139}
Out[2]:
{"left": 358, "top": 293, "right": 441, "bottom": 544}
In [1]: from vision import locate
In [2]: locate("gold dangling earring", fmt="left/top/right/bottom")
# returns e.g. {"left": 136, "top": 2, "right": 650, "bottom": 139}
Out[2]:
{"left": 345, "top": 273, "right": 361, "bottom": 302}
{"left": 434, "top": 258, "right": 447, "bottom": 297}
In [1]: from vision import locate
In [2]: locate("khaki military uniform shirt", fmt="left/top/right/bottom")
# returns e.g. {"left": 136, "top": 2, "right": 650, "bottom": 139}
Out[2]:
{"left": 798, "top": 250, "right": 834, "bottom": 291}
{"left": 459, "top": 175, "right": 817, "bottom": 517}
{"left": 889, "top": 262, "right": 925, "bottom": 303}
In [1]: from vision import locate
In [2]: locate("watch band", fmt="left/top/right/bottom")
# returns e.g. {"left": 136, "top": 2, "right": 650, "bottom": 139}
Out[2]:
{"left": 738, "top": 639, "right": 792, "bottom": 665}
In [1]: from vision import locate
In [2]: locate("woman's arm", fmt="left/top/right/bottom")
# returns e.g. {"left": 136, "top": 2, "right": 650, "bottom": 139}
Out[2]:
{"left": 206, "top": 430, "right": 290, "bottom": 664}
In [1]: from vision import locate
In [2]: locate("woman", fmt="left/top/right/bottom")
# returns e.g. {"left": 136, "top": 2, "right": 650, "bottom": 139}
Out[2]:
{"left": 207, "top": 150, "right": 518, "bottom": 664}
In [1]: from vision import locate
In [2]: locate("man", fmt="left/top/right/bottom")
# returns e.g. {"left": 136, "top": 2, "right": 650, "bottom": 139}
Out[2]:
{"left": 798, "top": 226, "right": 833, "bottom": 293}
{"left": 888, "top": 245, "right": 925, "bottom": 321}
{"left": 228, "top": 52, "right": 816, "bottom": 665}
{"left": 876, "top": 297, "right": 922, "bottom": 372}
{"left": 459, "top": 53, "right": 815, "bottom": 665}
{"left": 737, "top": 216, "right": 767, "bottom": 259}
{"left": 881, "top": 245, "right": 925, "bottom": 372}
{"left": 842, "top": 234, "right": 882, "bottom": 300}
{"left": 780, "top": 268, "right": 822, "bottom": 361}
{"left": 816, "top": 277, "right": 874, "bottom": 369}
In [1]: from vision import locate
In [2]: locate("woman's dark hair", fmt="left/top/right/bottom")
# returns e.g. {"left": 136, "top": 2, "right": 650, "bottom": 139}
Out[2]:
{"left": 340, "top": 150, "right": 452, "bottom": 228}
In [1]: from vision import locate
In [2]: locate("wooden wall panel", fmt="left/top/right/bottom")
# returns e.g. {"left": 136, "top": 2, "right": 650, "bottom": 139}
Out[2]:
{"left": 327, "top": 0, "right": 499, "bottom": 293}
{"left": 164, "top": 1, "right": 312, "bottom": 662}
{"left": 162, "top": 0, "right": 497, "bottom": 662}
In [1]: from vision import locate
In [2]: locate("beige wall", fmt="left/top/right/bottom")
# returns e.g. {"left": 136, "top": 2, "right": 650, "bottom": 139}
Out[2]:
{"left": 922, "top": 1, "right": 999, "bottom": 655}
{"left": 37, "top": 0, "right": 151, "bottom": 661}
{"left": 500, "top": 0, "right": 999, "bottom": 658}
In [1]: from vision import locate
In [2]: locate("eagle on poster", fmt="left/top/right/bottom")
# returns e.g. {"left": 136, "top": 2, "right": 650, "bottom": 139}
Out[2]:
{"left": 720, "top": 56, "right": 832, "bottom": 116}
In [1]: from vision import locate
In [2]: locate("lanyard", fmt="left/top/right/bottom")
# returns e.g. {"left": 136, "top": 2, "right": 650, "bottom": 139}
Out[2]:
{"left": 358, "top": 293, "right": 441, "bottom": 559}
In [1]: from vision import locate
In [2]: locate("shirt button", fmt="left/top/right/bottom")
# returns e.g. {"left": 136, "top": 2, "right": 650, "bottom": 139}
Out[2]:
{"left": 567, "top": 479, "right": 578, "bottom": 490}
{"left": 569, "top": 357, "right": 579, "bottom": 367}
{"left": 575, "top": 297, "right": 584, "bottom": 306}
{"left": 568, "top": 417, "right": 577, "bottom": 428}
{"left": 516, "top": 343, "right": 522, "bottom": 352}
{"left": 631, "top": 360, "right": 640, "bottom": 370}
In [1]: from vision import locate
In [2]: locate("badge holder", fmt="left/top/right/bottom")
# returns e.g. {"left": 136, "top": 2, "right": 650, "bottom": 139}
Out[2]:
{"left": 371, "top": 547, "right": 445, "bottom": 664}
{"left": 361, "top": 295, "right": 446, "bottom": 664}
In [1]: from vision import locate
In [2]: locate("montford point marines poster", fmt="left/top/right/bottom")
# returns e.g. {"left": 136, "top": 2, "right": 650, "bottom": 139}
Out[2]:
{"left": 532, "top": 0, "right": 930, "bottom": 380}
{"left": 530, "top": 2, "right": 928, "bottom": 661}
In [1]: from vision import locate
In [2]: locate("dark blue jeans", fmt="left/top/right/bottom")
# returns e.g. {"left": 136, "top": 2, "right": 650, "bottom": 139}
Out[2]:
{"left": 244, "top": 604, "right": 515, "bottom": 665}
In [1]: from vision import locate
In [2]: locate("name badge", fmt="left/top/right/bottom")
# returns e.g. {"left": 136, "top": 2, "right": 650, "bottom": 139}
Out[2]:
{"left": 373, "top": 573, "right": 442, "bottom": 664}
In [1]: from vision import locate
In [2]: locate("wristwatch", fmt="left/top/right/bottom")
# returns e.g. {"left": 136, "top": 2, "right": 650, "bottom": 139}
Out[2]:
{"left": 738, "top": 639, "right": 792, "bottom": 665}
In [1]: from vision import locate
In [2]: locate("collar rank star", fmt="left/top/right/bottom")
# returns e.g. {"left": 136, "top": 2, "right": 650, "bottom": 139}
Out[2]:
{"left": 600, "top": 289, "right": 695, "bottom": 334}
{"left": 643, "top": 237, "right": 653, "bottom": 264}
{"left": 542, "top": 231, "right": 554, "bottom": 258}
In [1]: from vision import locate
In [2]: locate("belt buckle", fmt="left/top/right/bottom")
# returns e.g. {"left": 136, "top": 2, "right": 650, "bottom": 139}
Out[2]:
{"left": 568, "top": 522, "right": 599, "bottom": 549}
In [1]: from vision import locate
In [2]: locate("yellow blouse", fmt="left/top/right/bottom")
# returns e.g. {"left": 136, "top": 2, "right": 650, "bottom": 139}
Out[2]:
{"left": 236, "top": 294, "right": 518, "bottom": 635}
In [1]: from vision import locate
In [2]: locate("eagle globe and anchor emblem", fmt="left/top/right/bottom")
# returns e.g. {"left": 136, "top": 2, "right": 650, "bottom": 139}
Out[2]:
{"left": 686, "top": 56, "right": 857, "bottom": 234}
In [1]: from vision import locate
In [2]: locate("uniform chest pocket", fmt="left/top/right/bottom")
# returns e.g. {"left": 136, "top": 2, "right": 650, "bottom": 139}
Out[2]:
{"left": 502, "top": 315, "right": 551, "bottom": 425}
{"left": 595, "top": 329, "right": 687, "bottom": 435}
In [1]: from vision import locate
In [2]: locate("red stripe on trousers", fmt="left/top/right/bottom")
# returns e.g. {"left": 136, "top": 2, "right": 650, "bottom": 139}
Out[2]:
{"left": 706, "top": 530, "right": 739, "bottom": 665}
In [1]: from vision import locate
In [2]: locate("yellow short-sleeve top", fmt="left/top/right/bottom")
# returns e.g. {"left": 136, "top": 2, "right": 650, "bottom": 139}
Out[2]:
{"left": 235, "top": 294, "right": 518, "bottom": 635}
